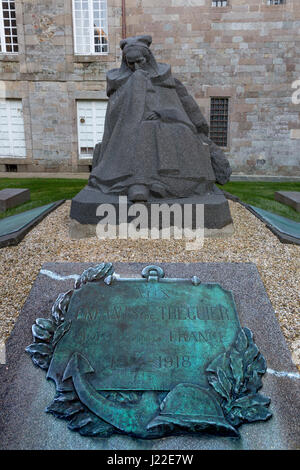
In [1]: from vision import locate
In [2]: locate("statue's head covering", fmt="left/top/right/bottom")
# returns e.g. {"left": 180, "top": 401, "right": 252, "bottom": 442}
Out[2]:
{"left": 120, "top": 35, "right": 152, "bottom": 52}
{"left": 106, "top": 35, "right": 171, "bottom": 96}
{"left": 119, "top": 35, "right": 159, "bottom": 75}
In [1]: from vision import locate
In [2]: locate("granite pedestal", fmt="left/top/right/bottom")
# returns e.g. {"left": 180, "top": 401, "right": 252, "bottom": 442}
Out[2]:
{"left": 0, "top": 262, "right": 299, "bottom": 450}
{"left": 70, "top": 186, "right": 233, "bottom": 239}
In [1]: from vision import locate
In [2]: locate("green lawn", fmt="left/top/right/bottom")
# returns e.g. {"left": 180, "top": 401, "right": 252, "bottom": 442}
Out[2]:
{"left": 0, "top": 178, "right": 87, "bottom": 220}
{"left": 220, "top": 181, "right": 300, "bottom": 222}
{"left": 0, "top": 178, "right": 299, "bottom": 223}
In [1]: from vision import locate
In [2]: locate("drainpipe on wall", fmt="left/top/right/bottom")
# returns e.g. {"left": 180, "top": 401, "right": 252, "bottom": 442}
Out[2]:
{"left": 122, "top": 0, "right": 127, "bottom": 39}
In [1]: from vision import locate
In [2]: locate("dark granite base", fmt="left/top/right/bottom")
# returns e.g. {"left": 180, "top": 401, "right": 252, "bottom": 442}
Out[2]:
{"left": 0, "top": 262, "right": 299, "bottom": 450}
{"left": 70, "top": 185, "right": 233, "bottom": 230}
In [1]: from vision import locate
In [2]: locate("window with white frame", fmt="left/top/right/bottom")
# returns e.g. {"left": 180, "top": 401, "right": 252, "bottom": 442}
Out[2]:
{"left": 0, "top": 100, "right": 26, "bottom": 157}
{"left": 0, "top": 1, "right": 18, "bottom": 54}
{"left": 77, "top": 100, "right": 107, "bottom": 158}
{"left": 212, "top": 1, "right": 228, "bottom": 7}
{"left": 72, "top": 0, "right": 108, "bottom": 55}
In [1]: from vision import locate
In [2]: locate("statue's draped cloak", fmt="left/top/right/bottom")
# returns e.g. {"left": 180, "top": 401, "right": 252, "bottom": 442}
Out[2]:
{"left": 89, "top": 63, "right": 215, "bottom": 197}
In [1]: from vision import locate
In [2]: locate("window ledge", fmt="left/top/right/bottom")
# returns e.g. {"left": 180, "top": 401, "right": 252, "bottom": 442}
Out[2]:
{"left": 74, "top": 54, "right": 113, "bottom": 63}
{"left": 0, "top": 54, "right": 20, "bottom": 62}
{"left": 0, "top": 156, "right": 27, "bottom": 160}
{"left": 211, "top": 6, "right": 232, "bottom": 12}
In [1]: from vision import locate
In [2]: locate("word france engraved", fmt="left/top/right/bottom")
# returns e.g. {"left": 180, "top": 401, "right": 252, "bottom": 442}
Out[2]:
{"left": 26, "top": 263, "right": 272, "bottom": 439}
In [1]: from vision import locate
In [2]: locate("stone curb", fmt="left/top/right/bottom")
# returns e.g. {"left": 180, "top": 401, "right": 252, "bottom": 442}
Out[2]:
{"left": 0, "top": 200, "right": 65, "bottom": 249}
{"left": 222, "top": 190, "right": 300, "bottom": 245}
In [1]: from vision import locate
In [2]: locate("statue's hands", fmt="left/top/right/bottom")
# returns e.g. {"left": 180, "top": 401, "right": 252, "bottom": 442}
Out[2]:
{"left": 145, "top": 111, "right": 160, "bottom": 121}
{"left": 134, "top": 67, "right": 149, "bottom": 76}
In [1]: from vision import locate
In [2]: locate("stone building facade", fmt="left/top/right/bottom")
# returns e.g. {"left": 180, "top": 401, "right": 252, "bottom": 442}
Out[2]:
{"left": 0, "top": 0, "right": 299, "bottom": 176}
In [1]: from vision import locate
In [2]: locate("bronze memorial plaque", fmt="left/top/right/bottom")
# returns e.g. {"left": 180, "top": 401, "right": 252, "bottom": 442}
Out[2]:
{"left": 27, "top": 263, "right": 272, "bottom": 439}
{"left": 47, "top": 269, "right": 240, "bottom": 391}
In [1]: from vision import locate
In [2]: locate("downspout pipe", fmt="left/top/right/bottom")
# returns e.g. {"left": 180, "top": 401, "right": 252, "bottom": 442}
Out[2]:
{"left": 122, "top": 0, "right": 127, "bottom": 39}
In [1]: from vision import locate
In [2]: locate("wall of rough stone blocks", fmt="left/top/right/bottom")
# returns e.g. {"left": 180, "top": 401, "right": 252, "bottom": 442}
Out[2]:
{"left": 125, "top": 0, "right": 300, "bottom": 176}
{"left": 0, "top": 0, "right": 123, "bottom": 172}
{"left": 0, "top": 0, "right": 299, "bottom": 175}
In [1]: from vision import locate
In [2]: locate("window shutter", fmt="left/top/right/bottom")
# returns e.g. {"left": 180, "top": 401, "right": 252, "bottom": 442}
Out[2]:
{"left": 0, "top": 100, "right": 26, "bottom": 157}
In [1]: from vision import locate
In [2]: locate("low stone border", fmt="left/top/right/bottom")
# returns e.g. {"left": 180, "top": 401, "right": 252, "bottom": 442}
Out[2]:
{"left": 0, "top": 200, "right": 65, "bottom": 249}
{"left": 222, "top": 191, "right": 300, "bottom": 246}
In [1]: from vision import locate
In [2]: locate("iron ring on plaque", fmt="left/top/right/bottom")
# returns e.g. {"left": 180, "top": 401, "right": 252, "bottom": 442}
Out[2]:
{"left": 141, "top": 265, "right": 165, "bottom": 282}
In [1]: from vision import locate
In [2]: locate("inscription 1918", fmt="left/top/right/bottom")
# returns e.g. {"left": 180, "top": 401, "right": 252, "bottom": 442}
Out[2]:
{"left": 47, "top": 280, "right": 241, "bottom": 391}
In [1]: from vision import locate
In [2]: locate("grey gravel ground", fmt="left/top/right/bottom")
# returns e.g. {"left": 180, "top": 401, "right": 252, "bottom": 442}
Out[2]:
{"left": 0, "top": 200, "right": 299, "bottom": 369}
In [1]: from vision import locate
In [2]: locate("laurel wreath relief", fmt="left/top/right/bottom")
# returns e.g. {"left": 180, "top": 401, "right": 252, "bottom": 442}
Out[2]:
{"left": 206, "top": 327, "right": 272, "bottom": 427}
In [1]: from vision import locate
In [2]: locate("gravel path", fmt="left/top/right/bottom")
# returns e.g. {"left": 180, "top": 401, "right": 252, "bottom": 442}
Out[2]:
{"left": 0, "top": 200, "right": 299, "bottom": 369}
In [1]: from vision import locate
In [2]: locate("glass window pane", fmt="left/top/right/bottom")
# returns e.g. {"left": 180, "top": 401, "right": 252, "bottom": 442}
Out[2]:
{"left": 73, "top": 0, "right": 108, "bottom": 55}
{"left": 1, "top": 0, "right": 18, "bottom": 53}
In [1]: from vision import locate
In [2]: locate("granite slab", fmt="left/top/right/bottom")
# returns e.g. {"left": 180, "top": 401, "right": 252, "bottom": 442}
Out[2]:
{"left": 275, "top": 191, "right": 300, "bottom": 213}
{"left": 0, "top": 188, "right": 30, "bottom": 213}
{"left": 0, "top": 200, "right": 65, "bottom": 248}
{"left": 223, "top": 191, "right": 300, "bottom": 245}
{"left": 0, "top": 262, "right": 299, "bottom": 450}
{"left": 70, "top": 185, "right": 233, "bottom": 230}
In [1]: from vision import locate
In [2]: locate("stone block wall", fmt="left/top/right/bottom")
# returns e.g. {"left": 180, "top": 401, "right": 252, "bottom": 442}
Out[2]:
{"left": 0, "top": 0, "right": 299, "bottom": 175}
{"left": 0, "top": 0, "right": 123, "bottom": 172}
{"left": 125, "top": 0, "right": 300, "bottom": 176}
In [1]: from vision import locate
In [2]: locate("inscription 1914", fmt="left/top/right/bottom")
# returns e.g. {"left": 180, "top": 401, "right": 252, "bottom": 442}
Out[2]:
{"left": 47, "top": 280, "right": 241, "bottom": 391}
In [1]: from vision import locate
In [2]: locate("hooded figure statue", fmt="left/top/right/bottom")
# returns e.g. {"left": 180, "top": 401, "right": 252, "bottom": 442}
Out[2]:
{"left": 88, "top": 35, "right": 231, "bottom": 201}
